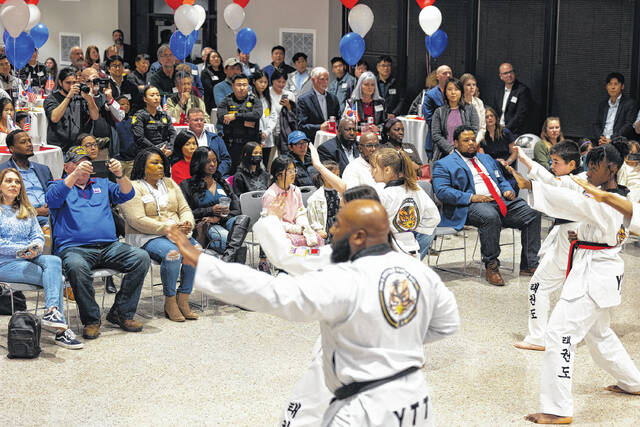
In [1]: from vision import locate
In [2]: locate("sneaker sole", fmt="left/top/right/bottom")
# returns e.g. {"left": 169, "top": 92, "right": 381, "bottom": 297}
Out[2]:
{"left": 42, "top": 319, "right": 68, "bottom": 330}
{"left": 55, "top": 339, "right": 84, "bottom": 350}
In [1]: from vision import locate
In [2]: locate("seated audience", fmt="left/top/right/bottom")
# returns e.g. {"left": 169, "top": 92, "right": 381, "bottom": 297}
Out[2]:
{"left": 432, "top": 125, "right": 541, "bottom": 286}
{"left": 342, "top": 71, "right": 387, "bottom": 127}
{"left": 214, "top": 58, "right": 242, "bottom": 107}
{"left": 15, "top": 111, "right": 28, "bottom": 131}
{"left": 44, "top": 67, "right": 100, "bottom": 153}
{"left": 408, "top": 72, "right": 438, "bottom": 116}
{"left": 286, "top": 130, "right": 314, "bottom": 187}
{"left": 127, "top": 54, "right": 150, "bottom": 92}
{"left": 317, "top": 118, "right": 359, "bottom": 175}
{"left": 579, "top": 137, "right": 594, "bottom": 167}
{"left": 595, "top": 72, "right": 638, "bottom": 144}
{"left": 381, "top": 118, "right": 422, "bottom": 167}
{"left": 232, "top": 142, "right": 269, "bottom": 196}
{"left": 252, "top": 70, "right": 278, "bottom": 164}
{"left": 147, "top": 44, "right": 176, "bottom": 98}
{"left": 166, "top": 71, "right": 210, "bottom": 124}
{"left": 480, "top": 107, "right": 517, "bottom": 191}
{"left": 0, "top": 130, "right": 53, "bottom": 227}
{"left": 0, "top": 97, "right": 16, "bottom": 144}
{"left": 370, "top": 148, "right": 440, "bottom": 260}
{"left": 131, "top": 85, "right": 176, "bottom": 158}
{"left": 342, "top": 131, "right": 379, "bottom": 188}
{"left": 375, "top": 55, "right": 404, "bottom": 118}
{"left": 353, "top": 59, "right": 369, "bottom": 81}
{"left": 328, "top": 56, "right": 357, "bottom": 115}
{"left": 186, "top": 108, "right": 231, "bottom": 177}
{"left": 306, "top": 160, "right": 341, "bottom": 241}
{"left": 175, "top": 63, "right": 204, "bottom": 97}
{"left": 197, "top": 47, "right": 212, "bottom": 73}
{"left": 107, "top": 55, "right": 142, "bottom": 113}
{"left": 618, "top": 139, "right": 640, "bottom": 201}
{"left": 297, "top": 67, "right": 340, "bottom": 142}
{"left": 431, "top": 77, "right": 479, "bottom": 161}
{"left": 237, "top": 48, "right": 258, "bottom": 77}
{"left": 285, "top": 52, "right": 312, "bottom": 99}
{"left": 421, "top": 65, "right": 453, "bottom": 159}
{"left": 494, "top": 63, "right": 533, "bottom": 137}
{"left": 534, "top": 116, "right": 563, "bottom": 170}
{"left": 461, "top": 73, "right": 486, "bottom": 142}
{"left": 170, "top": 131, "right": 197, "bottom": 185}
{"left": 120, "top": 147, "right": 198, "bottom": 322}
{"left": 114, "top": 95, "right": 137, "bottom": 178}
{"left": 263, "top": 45, "right": 296, "bottom": 81}
{"left": 0, "top": 168, "right": 82, "bottom": 349}
{"left": 180, "top": 147, "right": 250, "bottom": 263}
{"left": 200, "top": 50, "right": 226, "bottom": 111}
{"left": 46, "top": 146, "right": 150, "bottom": 339}
{"left": 261, "top": 155, "right": 324, "bottom": 247}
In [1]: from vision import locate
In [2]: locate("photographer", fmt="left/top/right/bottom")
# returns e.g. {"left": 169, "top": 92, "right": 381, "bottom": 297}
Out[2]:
{"left": 44, "top": 67, "right": 99, "bottom": 153}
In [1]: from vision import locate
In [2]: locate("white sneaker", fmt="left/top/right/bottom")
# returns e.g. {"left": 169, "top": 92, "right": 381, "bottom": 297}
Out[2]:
{"left": 55, "top": 329, "right": 83, "bottom": 350}
{"left": 42, "top": 308, "right": 67, "bottom": 330}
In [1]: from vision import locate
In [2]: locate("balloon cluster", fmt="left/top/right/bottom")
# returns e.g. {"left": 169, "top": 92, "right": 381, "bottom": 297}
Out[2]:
{"left": 222, "top": 1, "right": 256, "bottom": 55}
{"left": 165, "top": 0, "right": 206, "bottom": 60}
{"left": 417, "top": 1, "right": 447, "bottom": 59}
{"left": 0, "top": 0, "right": 48, "bottom": 69}
{"left": 338, "top": 1, "right": 372, "bottom": 66}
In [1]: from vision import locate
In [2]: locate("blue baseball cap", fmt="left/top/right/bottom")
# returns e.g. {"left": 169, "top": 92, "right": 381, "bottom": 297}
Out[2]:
{"left": 288, "top": 130, "right": 309, "bottom": 145}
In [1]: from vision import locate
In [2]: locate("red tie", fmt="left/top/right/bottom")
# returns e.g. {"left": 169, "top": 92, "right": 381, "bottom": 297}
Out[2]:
{"left": 469, "top": 158, "right": 507, "bottom": 216}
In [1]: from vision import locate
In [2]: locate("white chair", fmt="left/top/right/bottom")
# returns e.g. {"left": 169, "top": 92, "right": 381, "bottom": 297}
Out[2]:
{"left": 299, "top": 185, "right": 316, "bottom": 207}
{"left": 239, "top": 190, "right": 266, "bottom": 266}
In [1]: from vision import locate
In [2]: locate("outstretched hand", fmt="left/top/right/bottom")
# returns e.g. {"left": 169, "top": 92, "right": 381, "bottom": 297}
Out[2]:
{"left": 308, "top": 140, "right": 321, "bottom": 167}
{"left": 570, "top": 175, "right": 606, "bottom": 202}
{"left": 166, "top": 225, "right": 201, "bottom": 267}
{"left": 513, "top": 146, "right": 534, "bottom": 171}
{"left": 504, "top": 164, "right": 532, "bottom": 190}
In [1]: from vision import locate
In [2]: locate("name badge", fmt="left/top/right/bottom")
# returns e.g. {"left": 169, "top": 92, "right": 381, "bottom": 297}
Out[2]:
{"left": 124, "top": 94, "right": 131, "bottom": 100}
{"left": 341, "top": 83, "right": 347, "bottom": 89}
{"left": 244, "top": 121, "right": 255, "bottom": 128}
{"left": 510, "top": 96, "right": 518, "bottom": 104}
{"left": 93, "top": 187, "right": 102, "bottom": 194}
{"left": 406, "top": 148, "right": 413, "bottom": 153}
{"left": 389, "top": 88, "right": 397, "bottom": 95}
{"left": 37, "top": 71, "right": 44, "bottom": 77}
{"left": 141, "top": 194, "right": 154, "bottom": 203}
{"left": 374, "top": 104, "right": 384, "bottom": 112}
{"left": 172, "top": 87, "right": 179, "bottom": 93}
{"left": 494, "top": 170, "right": 500, "bottom": 178}
{"left": 191, "top": 69, "right": 198, "bottom": 75}
{"left": 213, "top": 75, "right": 220, "bottom": 81}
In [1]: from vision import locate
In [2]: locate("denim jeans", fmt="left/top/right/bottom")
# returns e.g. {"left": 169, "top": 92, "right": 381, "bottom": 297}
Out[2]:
{"left": 207, "top": 216, "right": 236, "bottom": 253}
{"left": 413, "top": 231, "right": 435, "bottom": 261}
{"left": 466, "top": 198, "right": 541, "bottom": 268}
{"left": 143, "top": 236, "right": 196, "bottom": 297}
{"left": 0, "top": 255, "right": 65, "bottom": 322}
{"left": 59, "top": 241, "right": 150, "bottom": 326}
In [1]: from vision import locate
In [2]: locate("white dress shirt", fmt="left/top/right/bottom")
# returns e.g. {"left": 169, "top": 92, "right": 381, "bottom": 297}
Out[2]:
{"left": 314, "top": 88, "right": 328, "bottom": 121}
{"left": 455, "top": 150, "right": 496, "bottom": 197}
{"left": 603, "top": 94, "right": 622, "bottom": 138}
{"left": 500, "top": 87, "right": 511, "bottom": 126}
{"left": 192, "top": 129, "right": 209, "bottom": 147}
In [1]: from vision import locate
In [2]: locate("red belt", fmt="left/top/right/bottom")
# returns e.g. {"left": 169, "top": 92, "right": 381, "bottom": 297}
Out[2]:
{"left": 566, "top": 240, "right": 613, "bottom": 278}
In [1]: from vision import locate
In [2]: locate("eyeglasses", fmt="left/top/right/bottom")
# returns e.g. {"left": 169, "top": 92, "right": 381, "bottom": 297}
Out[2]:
{"left": 500, "top": 70, "right": 514, "bottom": 76}
{"left": 82, "top": 143, "right": 98, "bottom": 149}
{"left": 110, "top": 63, "right": 123, "bottom": 68}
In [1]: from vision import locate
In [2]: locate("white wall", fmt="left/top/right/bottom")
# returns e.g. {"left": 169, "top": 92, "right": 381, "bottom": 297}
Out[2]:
{"left": 35, "top": 0, "right": 119, "bottom": 66}
{"left": 216, "top": 0, "right": 341, "bottom": 69}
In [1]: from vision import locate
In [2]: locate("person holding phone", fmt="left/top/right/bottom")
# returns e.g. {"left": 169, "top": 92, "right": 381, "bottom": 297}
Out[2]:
{"left": 0, "top": 168, "right": 83, "bottom": 349}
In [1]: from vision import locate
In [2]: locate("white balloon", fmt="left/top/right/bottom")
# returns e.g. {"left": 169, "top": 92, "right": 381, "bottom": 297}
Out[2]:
{"left": 193, "top": 4, "right": 207, "bottom": 30}
{"left": 26, "top": 4, "right": 40, "bottom": 32}
{"left": 348, "top": 4, "right": 374, "bottom": 37}
{"left": 223, "top": 3, "right": 245, "bottom": 31}
{"left": 0, "top": 0, "right": 30, "bottom": 38}
{"left": 419, "top": 5, "right": 442, "bottom": 36}
{"left": 174, "top": 4, "right": 199, "bottom": 35}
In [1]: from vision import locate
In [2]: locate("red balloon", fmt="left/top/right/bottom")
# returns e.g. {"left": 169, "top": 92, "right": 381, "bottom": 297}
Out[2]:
{"left": 25, "top": 0, "right": 40, "bottom": 4}
{"left": 165, "top": 0, "right": 182, "bottom": 10}
{"left": 340, "top": 0, "right": 359, "bottom": 9}
{"left": 182, "top": 0, "right": 195, "bottom": 4}
{"left": 233, "top": 0, "right": 250, "bottom": 8}
{"left": 416, "top": 0, "right": 435, "bottom": 8}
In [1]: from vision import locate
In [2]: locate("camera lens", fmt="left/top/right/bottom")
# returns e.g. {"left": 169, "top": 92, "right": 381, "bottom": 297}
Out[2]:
{"left": 80, "top": 83, "right": 90, "bottom": 94}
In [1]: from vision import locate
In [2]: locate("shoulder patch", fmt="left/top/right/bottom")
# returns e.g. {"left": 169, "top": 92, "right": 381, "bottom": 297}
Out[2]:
{"left": 393, "top": 197, "right": 419, "bottom": 232}
{"left": 131, "top": 115, "right": 137, "bottom": 124}
{"left": 378, "top": 267, "right": 420, "bottom": 329}
{"left": 161, "top": 117, "right": 168, "bottom": 124}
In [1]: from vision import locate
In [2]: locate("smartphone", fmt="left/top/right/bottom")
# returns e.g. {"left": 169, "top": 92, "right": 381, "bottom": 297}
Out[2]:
{"left": 281, "top": 94, "right": 288, "bottom": 101}
{"left": 91, "top": 160, "right": 109, "bottom": 178}
{"left": 628, "top": 153, "right": 640, "bottom": 162}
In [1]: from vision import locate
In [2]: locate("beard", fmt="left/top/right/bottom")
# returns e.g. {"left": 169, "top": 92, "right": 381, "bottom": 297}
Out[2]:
{"left": 459, "top": 149, "right": 476, "bottom": 158}
{"left": 330, "top": 236, "right": 352, "bottom": 263}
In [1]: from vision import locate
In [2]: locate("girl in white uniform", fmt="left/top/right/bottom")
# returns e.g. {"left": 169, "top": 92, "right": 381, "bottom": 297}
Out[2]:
{"left": 509, "top": 142, "right": 640, "bottom": 424}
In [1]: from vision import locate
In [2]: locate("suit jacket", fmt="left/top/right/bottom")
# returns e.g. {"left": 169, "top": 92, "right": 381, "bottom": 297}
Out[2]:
{"left": 494, "top": 80, "right": 532, "bottom": 136}
{"left": 204, "top": 130, "right": 232, "bottom": 178}
{"left": 433, "top": 151, "right": 513, "bottom": 230}
{"left": 594, "top": 95, "right": 638, "bottom": 140}
{"left": 317, "top": 136, "right": 360, "bottom": 175}
{"left": 296, "top": 90, "right": 340, "bottom": 141}
{"left": 377, "top": 75, "right": 405, "bottom": 116}
{"left": 421, "top": 86, "right": 445, "bottom": 157}
{"left": 0, "top": 158, "right": 54, "bottom": 190}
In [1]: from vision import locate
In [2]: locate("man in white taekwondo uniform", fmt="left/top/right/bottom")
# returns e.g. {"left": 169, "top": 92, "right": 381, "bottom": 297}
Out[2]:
{"left": 167, "top": 199, "right": 460, "bottom": 426}
{"left": 506, "top": 158, "right": 640, "bottom": 424}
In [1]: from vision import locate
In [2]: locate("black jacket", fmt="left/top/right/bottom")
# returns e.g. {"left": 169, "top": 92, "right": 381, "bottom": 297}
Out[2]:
{"left": 291, "top": 151, "right": 314, "bottom": 187}
{"left": 217, "top": 93, "right": 262, "bottom": 144}
{"left": 277, "top": 100, "right": 299, "bottom": 154}
{"left": 494, "top": 79, "right": 532, "bottom": 136}
{"left": 317, "top": 136, "right": 359, "bottom": 175}
{"left": 109, "top": 78, "right": 143, "bottom": 112}
{"left": 19, "top": 63, "right": 47, "bottom": 87}
{"left": 232, "top": 167, "right": 269, "bottom": 196}
{"left": 43, "top": 91, "right": 93, "bottom": 152}
{"left": 180, "top": 175, "right": 241, "bottom": 221}
{"left": 296, "top": 90, "right": 340, "bottom": 142}
{"left": 200, "top": 66, "right": 226, "bottom": 112}
{"left": 377, "top": 76, "right": 405, "bottom": 116}
{"left": 351, "top": 98, "right": 387, "bottom": 126}
{"left": 126, "top": 70, "right": 147, "bottom": 90}
{"left": 130, "top": 108, "right": 176, "bottom": 151}
{"left": 594, "top": 94, "right": 638, "bottom": 140}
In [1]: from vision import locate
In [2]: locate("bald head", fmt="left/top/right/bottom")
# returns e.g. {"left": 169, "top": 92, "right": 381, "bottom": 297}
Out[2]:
{"left": 357, "top": 131, "right": 380, "bottom": 163}
{"left": 338, "top": 118, "right": 357, "bottom": 144}
{"left": 435, "top": 65, "right": 452, "bottom": 88}
{"left": 330, "top": 199, "right": 389, "bottom": 262}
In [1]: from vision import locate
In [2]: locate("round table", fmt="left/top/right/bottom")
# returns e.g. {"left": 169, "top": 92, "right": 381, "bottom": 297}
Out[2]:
{"left": 397, "top": 116, "right": 428, "bottom": 164}
{"left": 16, "top": 107, "right": 47, "bottom": 144}
{"left": 0, "top": 144, "right": 64, "bottom": 179}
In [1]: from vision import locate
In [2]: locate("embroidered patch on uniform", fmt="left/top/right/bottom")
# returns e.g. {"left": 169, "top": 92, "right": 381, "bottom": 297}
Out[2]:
{"left": 246, "top": 102, "right": 253, "bottom": 108}
{"left": 617, "top": 225, "right": 628, "bottom": 245}
{"left": 161, "top": 117, "right": 168, "bottom": 124}
{"left": 378, "top": 267, "right": 420, "bottom": 329}
{"left": 393, "top": 198, "right": 419, "bottom": 232}
{"left": 131, "top": 115, "right": 137, "bottom": 124}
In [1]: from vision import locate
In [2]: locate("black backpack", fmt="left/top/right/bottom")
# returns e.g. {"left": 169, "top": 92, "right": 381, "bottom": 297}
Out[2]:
{"left": 7, "top": 311, "right": 41, "bottom": 359}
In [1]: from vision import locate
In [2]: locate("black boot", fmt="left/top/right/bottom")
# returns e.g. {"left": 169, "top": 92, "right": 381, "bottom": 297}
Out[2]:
{"left": 222, "top": 215, "right": 250, "bottom": 263}
{"left": 104, "top": 276, "right": 117, "bottom": 294}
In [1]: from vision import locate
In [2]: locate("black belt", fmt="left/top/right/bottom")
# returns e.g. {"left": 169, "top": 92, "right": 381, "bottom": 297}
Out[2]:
{"left": 332, "top": 366, "right": 420, "bottom": 402}
{"left": 566, "top": 240, "right": 613, "bottom": 278}
{"left": 553, "top": 218, "right": 573, "bottom": 226}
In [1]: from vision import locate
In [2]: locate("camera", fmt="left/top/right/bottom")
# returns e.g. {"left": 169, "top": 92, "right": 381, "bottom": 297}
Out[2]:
{"left": 79, "top": 83, "right": 91, "bottom": 94}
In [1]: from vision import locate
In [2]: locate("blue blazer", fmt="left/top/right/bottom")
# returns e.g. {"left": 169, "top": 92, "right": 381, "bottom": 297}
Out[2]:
{"left": 296, "top": 90, "right": 340, "bottom": 141}
{"left": 205, "top": 130, "right": 232, "bottom": 178}
{"left": 421, "top": 86, "right": 444, "bottom": 157}
{"left": 0, "top": 158, "right": 53, "bottom": 190}
{"left": 432, "top": 152, "right": 514, "bottom": 230}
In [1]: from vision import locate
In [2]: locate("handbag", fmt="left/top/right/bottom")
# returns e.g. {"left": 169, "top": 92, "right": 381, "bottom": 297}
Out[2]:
{"left": 0, "top": 284, "right": 27, "bottom": 316}
{"left": 193, "top": 219, "right": 213, "bottom": 249}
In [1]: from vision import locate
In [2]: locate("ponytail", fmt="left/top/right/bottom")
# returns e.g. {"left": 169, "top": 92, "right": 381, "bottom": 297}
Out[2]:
{"left": 372, "top": 148, "right": 419, "bottom": 191}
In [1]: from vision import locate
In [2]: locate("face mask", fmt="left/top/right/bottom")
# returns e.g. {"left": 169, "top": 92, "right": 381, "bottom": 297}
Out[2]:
{"left": 581, "top": 155, "right": 587, "bottom": 167}
{"left": 251, "top": 155, "right": 262, "bottom": 164}
{"left": 330, "top": 236, "right": 352, "bottom": 263}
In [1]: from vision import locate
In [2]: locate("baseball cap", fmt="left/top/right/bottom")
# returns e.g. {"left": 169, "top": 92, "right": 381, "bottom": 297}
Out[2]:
{"left": 288, "top": 130, "right": 309, "bottom": 145}
{"left": 223, "top": 57, "right": 241, "bottom": 68}
{"left": 64, "top": 146, "right": 91, "bottom": 163}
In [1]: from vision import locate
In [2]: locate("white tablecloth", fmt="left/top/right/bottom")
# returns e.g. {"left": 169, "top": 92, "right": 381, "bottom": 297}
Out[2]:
{"left": 26, "top": 108, "right": 47, "bottom": 144}
{"left": 397, "top": 116, "right": 428, "bottom": 163}
{"left": 0, "top": 144, "right": 64, "bottom": 179}
{"left": 314, "top": 130, "right": 337, "bottom": 148}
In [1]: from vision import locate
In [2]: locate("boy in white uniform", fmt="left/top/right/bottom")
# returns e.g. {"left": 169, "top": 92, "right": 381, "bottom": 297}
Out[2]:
{"left": 167, "top": 200, "right": 460, "bottom": 426}
{"left": 507, "top": 142, "right": 640, "bottom": 424}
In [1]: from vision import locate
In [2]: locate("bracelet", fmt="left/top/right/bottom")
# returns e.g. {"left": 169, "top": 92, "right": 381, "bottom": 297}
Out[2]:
{"left": 114, "top": 174, "right": 124, "bottom": 179}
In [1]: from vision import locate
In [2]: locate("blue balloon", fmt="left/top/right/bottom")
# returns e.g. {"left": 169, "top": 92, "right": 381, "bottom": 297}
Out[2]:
{"left": 236, "top": 28, "right": 257, "bottom": 54}
{"left": 30, "top": 24, "right": 49, "bottom": 49}
{"left": 187, "top": 29, "right": 198, "bottom": 46}
{"left": 169, "top": 31, "right": 194, "bottom": 61}
{"left": 2, "top": 30, "right": 7, "bottom": 46}
{"left": 425, "top": 30, "right": 448, "bottom": 59}
{"left": 6, "top": 32, "right": 35, "bottom": 70}
{"left": 339, "top": 32, "right": 365, "bottom": 66}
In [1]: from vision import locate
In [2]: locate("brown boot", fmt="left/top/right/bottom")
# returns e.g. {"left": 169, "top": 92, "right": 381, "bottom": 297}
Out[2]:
{"left": 164, "top": 295, "right": 185, "bottom": 322}
{"left": 177, "top": 292, "right": 198, "bottom": 320}
{"left": 486, "top": 261, "right": 505, "bottom": 286}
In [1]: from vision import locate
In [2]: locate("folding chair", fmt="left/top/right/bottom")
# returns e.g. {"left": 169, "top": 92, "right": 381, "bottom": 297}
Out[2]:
{"left": 239, "top": 190, "right": 266, "bottom": 266}
{"left": 0, "top": 281, "right": 71, "bottom": 321}
{"left": 299, "top": 185, "right": 316, "bottom": 207}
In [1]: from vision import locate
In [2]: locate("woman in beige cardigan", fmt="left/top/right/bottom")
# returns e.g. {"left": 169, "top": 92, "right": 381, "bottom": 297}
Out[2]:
{"left": 120, "top": 147, "right": 199, "bottom": 322}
